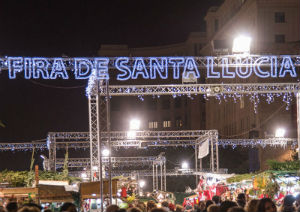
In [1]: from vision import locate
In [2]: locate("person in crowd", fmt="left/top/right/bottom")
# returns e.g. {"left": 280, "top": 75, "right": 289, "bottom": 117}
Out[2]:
{"left": 207, "top": 205, "right": 220, "bottom": 212}
{"left": 236, "top": 194, "right": 246, "bottom": 208}
{"left": 17, "top": 206, "right": 40, "bottom": 212}
{"left": 256, "top": 198, "right": 277, "bottom": 212}
{"left": 117, "top": 209, "right": 127, "bottom": 212}
{"left": 136, "top": 202, "right": 146, "bottom": 212}
{"left": 0, "top": 206, "right": 5, "bottom": 212}
{"left": 219, "top": 201, "right": 238, "bottom": 212}
{"left": 204, "top": 201, "right": 214, "bottom": 212}
{"left": 105, "top": 205, "right": 120, "bottom": 212}
{"left": 128, "top": 207, "right": 142, "bottom": 212}
{"left": 295, "top": 194, "right": 300, "bottom": 210}
{"left": 197, "top": 201, "right": 205, "bottom": 212}
{"left": 245, "top": 199, "right": 259, "bottom": 212}
{"left": 212, "top": 196, "right": 221, "bottom": 206}
{"left": 279, "top": 195, "right": 296, "bottom": 212}
{"left": 184, "top": 205, "right": 193, "bottom": 212}
{"left": 175, "top": 205, "right": 183, "bottom": 212}
{"left": 6, "top": 202, "right": 18, "bottom": 212}
{"left": 147, "top": 201, "right": 157, "bottom": 212}
{"left": 227, "top": 207, "right": 245, "bottom": 212}
{"left": 151, "top": 209, "right": 167, "bottom": 212}
{"left": 60, "top": 203, "right": 77, "bottom": 212}
{"left": 161, "top": 201, "right": 170, "bottom": 212}
{"left": 168, "top": 203, "right": 175, "bottom": 212}
{"left": 44, "top": 209, "right": 52, "bottom": 212}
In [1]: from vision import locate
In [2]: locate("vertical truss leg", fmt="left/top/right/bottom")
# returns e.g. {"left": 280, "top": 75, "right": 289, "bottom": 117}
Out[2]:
{"left": 297, "top": 92, "right": 300, "bottom": 163}
{"left": 210, "top": 137, "right": 214, "bottom": 172}
{"left": 88, "top": 95, "right": 100, "bottom": 180}
{"left": 48, "top": 134, "right": 56, "bottom": 172}
{"left": 152, "top": 164, "right": 155, "bottom": 192}
{"left": 164, "top": 160, "right": 166, "bottom": 191}
{"left": 155, "top": 164, "right": 158, "bottom": 191}
{"left": 160, "top": 163, "right": 163, "bottom": 191}
{"left": 195, "top": 144, "right": 198, "bottom": 186}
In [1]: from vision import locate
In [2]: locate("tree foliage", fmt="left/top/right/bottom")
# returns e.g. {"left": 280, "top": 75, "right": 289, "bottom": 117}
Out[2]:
{"left": 0, "top": 170, "right": 81, "bottom": 187}
{"left": 267, "top": 160, "right": 299, "bottom": 171}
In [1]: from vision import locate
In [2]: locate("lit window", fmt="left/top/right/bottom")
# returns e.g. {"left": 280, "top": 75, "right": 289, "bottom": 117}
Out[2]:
{"left": 149, "top": 121, "right": 158, "bottom": 129}
{"left": 163, "top": 121, "right": 171, "bottom": 128}
{"left": 175, "top": 118, "right": 183, "bottom": 128}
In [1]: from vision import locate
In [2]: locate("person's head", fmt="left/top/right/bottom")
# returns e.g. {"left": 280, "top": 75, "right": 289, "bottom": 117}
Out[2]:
{"left": 220, "top": 201, "right": 238, "bottom": 212}
{"left": 245, "top": 199, "right": 259, "bottom": 212}
{"left": 0, "top": 206, "right": 5, "bottom": 212}
{"left": 296, "top": 193, "right": 300, "bottom": 208}
{"left": 212, "top": 196, "right": 221, "bottom": 205}
{"left": 22, "top": 204, "right": 42, "bottom": 211}
{"left": 168, "top": 203, "right": 175, "bottom": 212}
{"left": 60, "top": 203, "right": 77, "bottom": 212}
{"left": 147, "top": 201, "right": 156, "bottom": 211}
{"left": 198, "top": 201, "right": 205, "bottom": 211}
{"left": 17, "top": 206, "right": 40, "bottom": 212}
{"left": 206, "top": 200, "right": 214, "bottom": 210}
{"left": 128, "top": 207, "right": 142, "bottom": 212}
{"left": 227, "top": 207, "right": 245, "bottom": 212}
{"left": 282, "top": 195, "right": 295, "bottom": 207}
{"left": 207, "top": 205, "right": 220, "bottom": 212}
{"left": 256, "top": 198, "right": 276, "bottom": 212}
{"left": 175, "top": 205, "right": 183, "bottom": 212}
{"left": 151, "top": 209, "right": 166, "bottom": 212}
{"left": 6, "top": 202, "right": 18, "bottom": 212}
{"left": 106, "top": 205, "right": 120, "bottom": 212}
{"left": 237, "top": 194, "right": 246, "bottom": 201}
{"left": 136, "top": 202, "right": 146, "bottom": 212}
{"left": 161, "top": 201, "right": 169, "bottom": 208}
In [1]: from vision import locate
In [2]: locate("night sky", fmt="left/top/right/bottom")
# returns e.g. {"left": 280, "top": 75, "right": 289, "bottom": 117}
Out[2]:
{"left": 0, "top": 0, "right": 227, "bottom": 179}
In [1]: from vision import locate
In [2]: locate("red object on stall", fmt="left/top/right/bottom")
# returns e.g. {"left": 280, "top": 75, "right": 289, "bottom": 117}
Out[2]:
{"left": 121, "top": 187, "right": 127, "bottom": 198}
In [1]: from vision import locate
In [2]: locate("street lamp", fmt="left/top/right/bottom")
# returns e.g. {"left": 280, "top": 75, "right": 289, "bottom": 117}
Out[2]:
{"left": 139, "top": 180, "right": 146, "bottom": 188}
{"left": 275, "top": 128, "right": 286, "bottom": 138}
{"left": 102, "top": 148, "right": 110, "bottom": 157}
{"left": 130, "top": 119, "right": 140, "bottom": 130}
{"left": 232, "top": 35, "right": 252, "bottom": 54}
{"left": 127, "top": 131, "right": 137, "bottom": 139}
{"left": 81, "top": 173, "right": 87, "bottom": 178}
{"left": 181, "top": 161, "right": 189, "bottom": 169}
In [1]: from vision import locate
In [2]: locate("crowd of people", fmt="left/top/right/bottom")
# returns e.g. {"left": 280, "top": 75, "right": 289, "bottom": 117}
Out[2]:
{"left": 1, "top": 193, "right": 300, "bottom": 212}
{"left": 0, "top": 202, "right": 77, "bottom": 212}
{"left": 105, "top": 193, "right": 300, "bottom": 212}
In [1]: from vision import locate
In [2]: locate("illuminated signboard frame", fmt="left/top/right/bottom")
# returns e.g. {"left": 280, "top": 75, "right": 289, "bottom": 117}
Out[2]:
{"left": 3, "top": 55, "right": 299, "bottom": 81}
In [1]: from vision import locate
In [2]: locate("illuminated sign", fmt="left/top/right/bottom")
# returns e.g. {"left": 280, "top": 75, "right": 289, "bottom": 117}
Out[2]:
{"left": 2, "top": 56, "right": 299, "bottom": 80}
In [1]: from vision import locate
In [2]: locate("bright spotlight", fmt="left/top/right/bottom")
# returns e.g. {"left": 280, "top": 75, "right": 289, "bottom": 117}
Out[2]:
{"left": 127, "top": 131, "right": 136, "bottom": 139}
{"left": 81, "top": 173, "right": 87, "bottom": 178}
{"left": 139, "top": 180, "right": 146, "bottom": 188}
{"left": 92, "top": 166, "right": 98, "bottom": 171}
{"left": 181, "top": 161, "right": 189, "bottom": 169}
{"left": 102, "top": 148, "right": 110, "bottom": 157}
{"left": 232, "top": 35, "right": 251, "bottom": 54}
{"left": 130, "top": 119, "right": 140, "bottom": 130}
{"left": 275, "top": 128, "right": 286, "bottom": 138}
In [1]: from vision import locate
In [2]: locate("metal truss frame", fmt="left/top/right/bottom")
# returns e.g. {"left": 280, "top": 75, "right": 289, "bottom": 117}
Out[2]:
{"left": 69, "top": 168, "right": 228, "bottom": 178}
{"left": 55, "top": 156, "right": 165, "bottom": 169}
{"left": 97, "top": 83, "right": 300, "bottom": 96}
{"left": 46, "top": 130, "right": 218, "bottom": 174}
{"left": 0, "top": 137, "right": 295, "bottom": 151}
